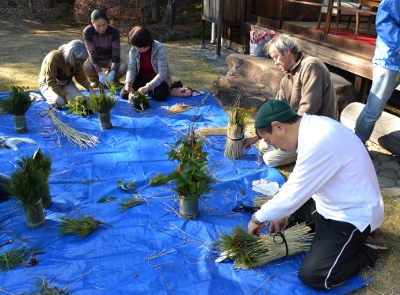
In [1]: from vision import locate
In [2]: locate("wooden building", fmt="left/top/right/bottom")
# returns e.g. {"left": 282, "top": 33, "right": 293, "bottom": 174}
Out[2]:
{"left": 201, "top": 0, "right": 394, "bottom": 103}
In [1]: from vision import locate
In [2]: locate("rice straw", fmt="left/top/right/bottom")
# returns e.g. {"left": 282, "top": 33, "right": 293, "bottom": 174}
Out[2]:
{"left": 48, "top": 109, "right": 98, "bottom": 148}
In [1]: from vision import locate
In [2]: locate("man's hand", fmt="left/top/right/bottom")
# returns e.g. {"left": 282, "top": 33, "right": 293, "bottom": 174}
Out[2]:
{"left": 5, "top": 137, "right": 37, "bottom": 151}
{"left": 248, "top": 217, "right": 265, "bottom": 237}
{"left": 243, "top": 136, "right": 259, "bottom": 149}
{"left": 268, "top": 217, "right": 289, "bottom": 233}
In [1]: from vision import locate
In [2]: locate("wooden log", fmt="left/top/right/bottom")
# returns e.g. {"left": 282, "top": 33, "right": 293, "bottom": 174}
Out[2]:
{"left": 340, "top": 102, "right": 400, "bottom": 157}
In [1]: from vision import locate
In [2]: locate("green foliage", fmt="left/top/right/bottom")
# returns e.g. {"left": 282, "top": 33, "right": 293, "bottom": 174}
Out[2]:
{"left": 129, "top": 92, "right": 150, "bottom": 110}
{"left": 97, "top": 196, "right": 116, "bottom": 203}
{"left": 88, "top": 83, "right": 117, "bottom": 114}
{"left": 216, "top": 226, "right": 259, "bottom": 267}
{"left": 117, "top": 180, "right": 137, "bottom": 192}
{"left": 148, "top": 173, "right": 169, "bottom": 187}
{"left": 59, "top": 216, "right": 107, "bottom": 238}
{"left": 0, "top": 85, "right": 32, "bottom": 116}
{"left": 166, "top": 130, "right": 213, "bottom": 200}
{"left": 191, "top": 21, "right": 212, "bottom": 39}
{"left": 0, "top": 245, "right": 39, "bottom": 271}
{"left": 229, "top": 107, "right": 256, "bottom": 129}
{"left": 32, "top": 278, "right": 71, "bottom": 295}
{"left": 5, "top": 157, "right": 48, "bottom": 206}
{"left": 16, "top": 147, "right": 52, "bottom": 179}
{"left": 118, "top": 196, "right": 144, "bottom": 212}
{"left": 65, "top": 95, "right": 90, "bottom": 116}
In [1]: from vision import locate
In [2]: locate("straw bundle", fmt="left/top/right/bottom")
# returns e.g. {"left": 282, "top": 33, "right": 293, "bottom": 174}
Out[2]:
{"left": 216, "top": 223, "right": 313, "bottom": 269}
{"left": 253, "top": 196, "right": 273, "bottom": 207}
{"left": 48, "top": 109, "right": 98, "bottom": 148}
{"left": 224, "top": 107, "right": 255, "bottom": 159}
{"left": 167, "top": 103, "right": 191, "bottom": 114}
{"left": 224, "top": 122, "right": 245, "bottom": 159}
{"left": 196, "top": 126, "right": 227, "bottom": 136}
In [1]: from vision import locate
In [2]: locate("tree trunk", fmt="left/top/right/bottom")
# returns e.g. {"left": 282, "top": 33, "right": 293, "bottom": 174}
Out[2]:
{"left": 161, "top": 0, "right": 173, "bottom": 26}
{"left": 151, "top": 0, "right": 158, "bottom": 21}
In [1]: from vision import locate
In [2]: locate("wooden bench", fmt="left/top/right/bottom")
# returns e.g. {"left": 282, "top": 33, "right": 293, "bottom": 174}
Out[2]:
{"left": 340, "top": 102, "right": 400, "bottom": 158}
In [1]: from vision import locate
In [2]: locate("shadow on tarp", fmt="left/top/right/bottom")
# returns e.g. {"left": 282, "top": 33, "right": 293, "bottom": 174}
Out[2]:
{"left": 0, "top": 90, "right": 368, "bottom": 294}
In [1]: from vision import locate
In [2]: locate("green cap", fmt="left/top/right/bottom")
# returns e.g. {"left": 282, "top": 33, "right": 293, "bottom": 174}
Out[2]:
{"left": 254, "top": 99, "right": 298, "bottom": 128}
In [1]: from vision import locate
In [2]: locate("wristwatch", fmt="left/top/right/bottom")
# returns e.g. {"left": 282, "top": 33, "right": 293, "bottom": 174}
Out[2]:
{"left": 251, "top": 213, "right": 264, "bottom": 225}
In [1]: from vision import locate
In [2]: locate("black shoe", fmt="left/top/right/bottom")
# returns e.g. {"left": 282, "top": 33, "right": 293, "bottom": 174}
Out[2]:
{"left": 364, "top": 231, "right": 389, "bottom": 251}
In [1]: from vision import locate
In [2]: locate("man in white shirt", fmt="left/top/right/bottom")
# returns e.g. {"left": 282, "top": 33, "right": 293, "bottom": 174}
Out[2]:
{"left": 248, "top": 99, "right": 385, "bottom": 289}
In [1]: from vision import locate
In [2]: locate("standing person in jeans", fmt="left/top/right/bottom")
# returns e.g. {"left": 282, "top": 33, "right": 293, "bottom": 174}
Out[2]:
{"left": 243, "top": 34, "right": 338, "bottom": 168}
{"left": 83, "top": 9, "right": 128, "bottom": 87}
{"left": 355, "top": 0, "right": 400, "bottom": 143}
{"left": 120, "top": 26, "right": 172, "bottom": 101}
{"left": 39, "top": 40, "right": 96, "bottom": 109}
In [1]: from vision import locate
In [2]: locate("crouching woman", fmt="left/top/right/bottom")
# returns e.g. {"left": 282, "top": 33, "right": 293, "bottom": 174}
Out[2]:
{"left": 39, "top": 40, "right": 96, "bottom": 109}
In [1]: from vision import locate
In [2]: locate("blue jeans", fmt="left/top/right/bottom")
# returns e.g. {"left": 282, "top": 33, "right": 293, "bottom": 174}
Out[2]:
{"left": 355, "top": 65, "right": 400, "bottom": 142}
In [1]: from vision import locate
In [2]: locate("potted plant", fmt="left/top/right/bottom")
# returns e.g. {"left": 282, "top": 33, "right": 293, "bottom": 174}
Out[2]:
{"left": 88, "top": 83, "right": 117, "bottom": 130}
{"left": 65, "top": 94, "right": 91, "bottom": 116}
{"left": 0, "top": 86, "right": 32, "bottom": 133}
{"left": 166, "top": 128, "right": 213, "bottom": 220}
{"left": 3, "top": 157, "right": 48, "bottom": 229}
{"left": 15, "top": 147, "right": 52, "bottom": 208}
{"left": 224, "top": 106, "right": 256, "bottom": 159}
{"left": 128, "top": 92, "right": 150, "bottom": 111}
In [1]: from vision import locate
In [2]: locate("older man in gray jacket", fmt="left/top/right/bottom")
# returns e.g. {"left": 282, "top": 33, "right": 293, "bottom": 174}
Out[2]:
{"left": 244, "top": 34, "right": 338, "bottom": 167}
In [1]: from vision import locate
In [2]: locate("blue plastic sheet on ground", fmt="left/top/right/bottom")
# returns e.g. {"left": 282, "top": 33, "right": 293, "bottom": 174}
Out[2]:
{"left": 0, "top": 90, "right": 369, "bottom": 294}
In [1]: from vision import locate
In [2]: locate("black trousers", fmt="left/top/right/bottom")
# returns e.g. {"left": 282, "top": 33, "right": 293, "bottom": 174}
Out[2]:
{"left": 297, "top": 210, "right": 378, "bottom": 289}
{"left": 120, "top": 75, "right": 170, "bottom": 101}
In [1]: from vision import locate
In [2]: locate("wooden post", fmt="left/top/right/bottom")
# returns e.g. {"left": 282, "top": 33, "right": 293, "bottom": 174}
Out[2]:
{"left": 278, "top": 0, "right": 285, "bottom": 29}
{"left": 216, "top": 0, "right": 222, "bottom": 56}
{"left": 354, "top": 76, "right": 370, "bottom": 103}
{"left": 323, "top": 0, "right": 333, "bottom": 42}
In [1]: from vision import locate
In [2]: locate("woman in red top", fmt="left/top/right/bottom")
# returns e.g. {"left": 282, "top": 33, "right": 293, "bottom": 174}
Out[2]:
{"left": 121, "top": 26, "right": 172, "bottom": 101}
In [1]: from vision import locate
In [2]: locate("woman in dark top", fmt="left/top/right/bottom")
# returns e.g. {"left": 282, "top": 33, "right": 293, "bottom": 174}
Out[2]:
{"left": 82, "top": 9, "right": 127, "bottom": 87}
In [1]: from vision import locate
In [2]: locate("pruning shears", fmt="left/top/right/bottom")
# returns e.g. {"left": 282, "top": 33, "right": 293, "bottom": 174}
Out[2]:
{"left": 232, "top": 201, "right": 260, "bottom": 213}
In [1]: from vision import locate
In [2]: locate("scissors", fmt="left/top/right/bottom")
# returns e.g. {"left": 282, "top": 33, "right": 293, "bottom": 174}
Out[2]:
{"left": 232, "top": 201, "right": 260, "bottom": 213}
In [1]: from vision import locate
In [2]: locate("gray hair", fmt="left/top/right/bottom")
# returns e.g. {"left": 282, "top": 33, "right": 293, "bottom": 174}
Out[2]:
{"left": 58, "top": 40, "right": 88, "bottom": 65}
{"left": 266, "top": 34, "right": 299, "bottom": 55}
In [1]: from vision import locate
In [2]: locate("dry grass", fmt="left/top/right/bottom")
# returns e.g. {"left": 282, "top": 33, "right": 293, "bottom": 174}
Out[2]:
{"left": 1, "top": 23, "right": 399, "bottom": 294}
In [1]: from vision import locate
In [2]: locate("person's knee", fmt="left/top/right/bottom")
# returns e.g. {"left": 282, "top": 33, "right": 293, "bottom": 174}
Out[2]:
{"left": 263, "top": 152, "right": 296, "bottom": 168}
{"left": 298, "top": 267, "right": 326, "bottom": 290}
{"left": 152, "top": 93, "right": 167, "bottom": 101}
{"left": 120, "top": 88, "right": 129, "bottom": 100}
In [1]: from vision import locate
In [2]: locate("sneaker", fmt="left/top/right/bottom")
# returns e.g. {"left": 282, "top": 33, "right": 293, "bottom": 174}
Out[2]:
{"left": 364, "top": 232, "right": 389, "bottom": 250}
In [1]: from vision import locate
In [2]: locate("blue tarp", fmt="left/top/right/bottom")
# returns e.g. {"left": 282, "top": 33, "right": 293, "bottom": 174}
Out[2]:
{"left": 0, "top": 91, "right": 369, "bottom": 294}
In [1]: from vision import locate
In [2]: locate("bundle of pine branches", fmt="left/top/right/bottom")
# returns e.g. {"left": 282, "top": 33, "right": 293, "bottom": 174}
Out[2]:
{"left": 215, "top": 223, "right": 313, "bottom": 269}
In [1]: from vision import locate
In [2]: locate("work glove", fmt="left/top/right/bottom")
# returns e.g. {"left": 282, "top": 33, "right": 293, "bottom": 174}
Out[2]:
{"left": 107, "top": 70, "right": 115, "bottom": 83}
{"left": 98, "top": 72, "right": 108, "bottom": 85}
{"left": 4, "top": 137, "right": 36, "bottom": 151}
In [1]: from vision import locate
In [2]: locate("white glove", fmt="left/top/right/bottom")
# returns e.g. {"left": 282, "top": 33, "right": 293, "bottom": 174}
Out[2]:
{"left": 5, "top": 137, "right": 37, "bottom": 152}
{"left": 98, "top": 72, "right": 107, "bottom": 85}
{"left": 107, "top": 70, "right": 115, "bottom": 82}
